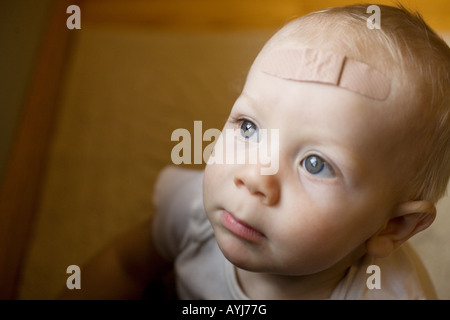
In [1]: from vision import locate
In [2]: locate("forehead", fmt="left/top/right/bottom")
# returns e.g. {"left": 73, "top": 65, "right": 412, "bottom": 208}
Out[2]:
{"left": 246, "top": 39, "right": 421, "bottom": 124}
{"left": 257, "top": 47, "right": 391, "bottom": 101}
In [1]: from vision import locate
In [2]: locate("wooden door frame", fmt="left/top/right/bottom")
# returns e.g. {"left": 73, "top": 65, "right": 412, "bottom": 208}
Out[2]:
{"left": 0, "top": 0, "right": 75, "bottom": 299}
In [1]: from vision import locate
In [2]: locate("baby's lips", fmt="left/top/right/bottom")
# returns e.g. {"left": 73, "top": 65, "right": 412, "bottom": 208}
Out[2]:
{"left": 221, "top": 210, "right": 266, "bottom": 242}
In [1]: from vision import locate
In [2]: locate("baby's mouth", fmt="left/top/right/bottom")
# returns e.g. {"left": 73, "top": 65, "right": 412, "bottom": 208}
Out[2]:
{"left": 220, "top": 210, "right": 266, "bottom": 242}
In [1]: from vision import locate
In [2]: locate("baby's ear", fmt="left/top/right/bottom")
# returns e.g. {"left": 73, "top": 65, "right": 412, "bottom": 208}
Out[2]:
{"left": 365, "top": 201, "right": 436, "bottom": 258}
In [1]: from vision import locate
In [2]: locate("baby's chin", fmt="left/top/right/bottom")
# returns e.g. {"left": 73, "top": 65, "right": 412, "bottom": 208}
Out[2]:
{"left": 214, "top": 231, "right": 269, "bottom": 271}
{"left": 215, "top": 232, "right": 301, "bottom": 275}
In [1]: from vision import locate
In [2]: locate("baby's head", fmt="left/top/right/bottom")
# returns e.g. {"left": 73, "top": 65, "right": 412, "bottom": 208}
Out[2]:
{"left": 257, "top": 4, "right": 450, "bottom": 203}
{"left": 203, "top": 4, "right": 450, "bottom": 277}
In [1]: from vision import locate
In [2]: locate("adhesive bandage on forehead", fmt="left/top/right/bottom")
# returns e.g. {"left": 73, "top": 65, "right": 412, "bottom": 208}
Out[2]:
{"left": 260, "top": 48, "right": 391, "bottom": 100}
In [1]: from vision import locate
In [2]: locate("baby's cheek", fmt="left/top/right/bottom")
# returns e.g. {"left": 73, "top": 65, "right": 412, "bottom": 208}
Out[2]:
{"left": 202, "top": 167, "right": 216, "bottom": 208}
{"left": 273, "top": 226, "right": 342, "bottom": 274}
{"left": 299, "top": 178, "right": 345, "bottom": 206}
{"left": 277, "top": 203, "right": 354, "bottom": 258}
{"left": 203, "top": 164, "right": 228, "bottom": 209}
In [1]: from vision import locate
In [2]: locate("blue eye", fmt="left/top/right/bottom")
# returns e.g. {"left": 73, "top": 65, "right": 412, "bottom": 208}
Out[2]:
{"left": 302, "top": 155, "right": 335, "bottom": 178}
{"left": 240, "top": 120, "right": 259, "bottom": 141}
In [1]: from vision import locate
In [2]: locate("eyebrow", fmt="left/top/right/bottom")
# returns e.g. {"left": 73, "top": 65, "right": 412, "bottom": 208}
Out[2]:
{"left": 231, "top": 93, "right": 261, "bottom": 117}
{"left": 237, "top": 92, "right": 256, "bottom": 107}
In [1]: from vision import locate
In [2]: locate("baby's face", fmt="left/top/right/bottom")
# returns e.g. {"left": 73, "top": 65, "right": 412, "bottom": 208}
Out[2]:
{"left": 203, "top": 46, "right": 415, "bottom": 276}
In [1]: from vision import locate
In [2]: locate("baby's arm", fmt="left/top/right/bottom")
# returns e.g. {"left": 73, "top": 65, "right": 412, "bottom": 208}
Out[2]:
{"left": 58, "top": 218, "right": 172, "bottom": 299}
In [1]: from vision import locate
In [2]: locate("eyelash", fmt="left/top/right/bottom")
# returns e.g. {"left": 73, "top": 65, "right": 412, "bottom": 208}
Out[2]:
{"left": 229, "top": 116, "right": 260, "bottom": 141}
{"left": 229, "top": 116, "right": 250, "bottom": 127}
{"left": 300, "top": 154, "right": 336, "bottom": 179}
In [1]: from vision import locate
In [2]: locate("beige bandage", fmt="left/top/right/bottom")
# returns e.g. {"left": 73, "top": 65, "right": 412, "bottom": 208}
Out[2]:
{"left": 260, "top": 48, "right": 391, "bottom": 100}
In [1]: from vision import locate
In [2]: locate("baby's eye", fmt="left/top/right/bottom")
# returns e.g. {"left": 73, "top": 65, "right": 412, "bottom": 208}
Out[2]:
{"left": 240, "top": 120, "right": 259, "bottom": 141}
{"left": 301, "top": 155, "right": 336, "bottom": 179}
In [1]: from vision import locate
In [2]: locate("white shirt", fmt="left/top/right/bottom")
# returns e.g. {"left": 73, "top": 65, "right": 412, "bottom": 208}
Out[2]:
{"left": 152, "top": 166, "right": 436, "bottom": 299}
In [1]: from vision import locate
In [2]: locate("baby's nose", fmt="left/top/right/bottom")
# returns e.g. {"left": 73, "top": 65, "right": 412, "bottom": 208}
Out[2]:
{"left": 233, "top": 165, "right": 280, "bottom": 206}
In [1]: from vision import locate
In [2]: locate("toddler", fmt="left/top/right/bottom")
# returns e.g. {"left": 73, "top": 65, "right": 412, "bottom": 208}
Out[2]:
{"left": 60, "top": 4, "right": 450, "bottom": 300}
